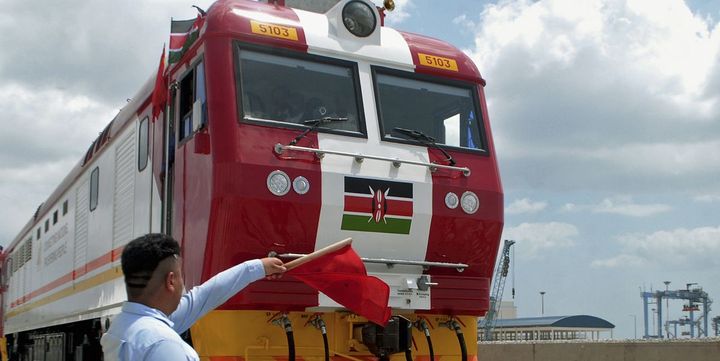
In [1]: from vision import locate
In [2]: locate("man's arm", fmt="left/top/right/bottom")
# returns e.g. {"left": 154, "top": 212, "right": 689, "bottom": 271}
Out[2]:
{"left": 170, "top": 258, "right": 284, "bottom": 333}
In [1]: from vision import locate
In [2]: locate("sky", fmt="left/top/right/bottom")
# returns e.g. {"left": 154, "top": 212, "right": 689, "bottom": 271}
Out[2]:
{"left": 1, "top": 0, "right": 719, "bottom": 340}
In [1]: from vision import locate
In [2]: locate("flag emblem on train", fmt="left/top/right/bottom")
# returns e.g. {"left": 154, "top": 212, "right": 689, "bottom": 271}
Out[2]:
{"left": 341, "top": 176, "right": 413, "bottom": 234}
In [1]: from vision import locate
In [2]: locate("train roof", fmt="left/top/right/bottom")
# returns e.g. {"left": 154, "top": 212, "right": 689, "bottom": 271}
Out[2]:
{"left": 203, "top": 0, "right": 485, "bottom": 83}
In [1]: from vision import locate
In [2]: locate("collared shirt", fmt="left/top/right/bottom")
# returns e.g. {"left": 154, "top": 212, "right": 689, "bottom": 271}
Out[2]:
{"left": 101, "top": 259, "right": 265, "bottom": 361}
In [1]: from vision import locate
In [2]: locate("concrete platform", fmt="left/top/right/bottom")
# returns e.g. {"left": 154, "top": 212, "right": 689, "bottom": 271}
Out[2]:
{"left": 478, "top": 339, "right": 720, "bottom": 361}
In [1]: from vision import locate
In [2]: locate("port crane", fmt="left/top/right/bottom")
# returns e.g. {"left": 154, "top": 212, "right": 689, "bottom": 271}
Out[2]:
{"left": 480, "top": 239, "right": 515, "bottom": 341}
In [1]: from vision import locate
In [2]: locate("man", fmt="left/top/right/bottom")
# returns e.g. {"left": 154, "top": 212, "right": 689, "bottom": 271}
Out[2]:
{"left": 101, "top": 233, "right": 285, "bottom": 360}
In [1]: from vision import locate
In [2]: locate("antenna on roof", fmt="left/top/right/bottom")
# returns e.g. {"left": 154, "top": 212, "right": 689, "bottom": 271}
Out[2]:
{"left": 192, "top": 5, "right": 207, "bottom": 16}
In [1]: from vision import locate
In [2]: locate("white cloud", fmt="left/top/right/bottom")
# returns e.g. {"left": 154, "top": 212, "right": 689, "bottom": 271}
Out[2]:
{"left": 465, "top": 0, "right": 720, "bottom": 193}
{"left": 592, "top": 197, "right": 671, "bottom": 217}
{"left": 506, "top": 198, "right": 547, "bottom": 214}
{"left": 0, "top": 83, "right": 117, "bottom": 166}
{"left": 561, "top": 196, "right": 671, "bottom": 217}
{"left": 0, "top": 83, "right": 116, "bottom": 243}
{"left": 503, "top": 222, "right": 578, "bottom": 258}
{"left": 452, "top": 14, "right": 477, "bottom": 32}
{"left": 593, "top": 225, "right": 720, "bottom": 268}
{"left": 694, "top": 194, "right": 720, "bottom": 203}
{"left": 590, "top": 254, "right": 645, "bottom": 268}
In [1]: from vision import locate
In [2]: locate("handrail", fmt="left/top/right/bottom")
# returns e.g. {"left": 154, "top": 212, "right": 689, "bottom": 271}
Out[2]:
{"left": 277, "top": 252, "right": 468, "bottom": 272}
{"left": 274, "top": 143, "right": 471, "bottom": 176}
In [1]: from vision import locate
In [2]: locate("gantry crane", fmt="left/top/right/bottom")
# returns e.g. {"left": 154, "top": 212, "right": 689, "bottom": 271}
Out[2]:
{"left": 480, "top": 239, "right": 515, "bottom": 341}
{"left": 641, "top": 283, "right": 712, "bottom": 338}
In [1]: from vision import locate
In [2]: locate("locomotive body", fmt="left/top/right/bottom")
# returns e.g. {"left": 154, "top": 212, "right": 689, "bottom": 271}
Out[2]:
{"left": 1, "top": 1, "right": 503, "bottom": 360}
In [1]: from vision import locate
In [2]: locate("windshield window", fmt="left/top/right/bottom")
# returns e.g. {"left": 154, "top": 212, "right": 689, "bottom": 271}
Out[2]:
{"left": 375, "top": 71, "right": 484, "bottom": 151}
{"left": 237, "top": 48, "right": 362, "bottom": 133}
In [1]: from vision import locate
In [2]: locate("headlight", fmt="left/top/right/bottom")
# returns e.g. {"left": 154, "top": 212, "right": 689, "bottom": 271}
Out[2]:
{"left": 342, "top": 1, "right": 376, "bottom": 37}
{"left": 460, "top": 191, "right": 479, "bottom": 214}
{"left": 293, "top": 176, "right": 310, "bottom": 195}
{"left": 445, "top": 192, "right": 459, "bottom": 209}
{"left": 267, "top": 170, "right": 291, "bottom": 196}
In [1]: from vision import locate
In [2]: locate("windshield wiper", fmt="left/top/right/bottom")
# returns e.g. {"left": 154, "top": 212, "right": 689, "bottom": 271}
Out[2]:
{"left": 288, "top": 117, "right": 348, "bottom": 146}
{"left": 392, "top": 127, "right": 456, "bottom": 166}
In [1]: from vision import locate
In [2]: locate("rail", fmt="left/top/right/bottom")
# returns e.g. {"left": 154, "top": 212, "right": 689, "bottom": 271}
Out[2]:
{"left": 277, "top": 252, "right": 468, "bottom": 272}
{"left": 274, "top": 143, "right": 471, "bottom": 176}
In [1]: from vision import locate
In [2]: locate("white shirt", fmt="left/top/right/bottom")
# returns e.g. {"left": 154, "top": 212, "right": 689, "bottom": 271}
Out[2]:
{"left": 101, "top": 259, "right": 265, "bottom": 361}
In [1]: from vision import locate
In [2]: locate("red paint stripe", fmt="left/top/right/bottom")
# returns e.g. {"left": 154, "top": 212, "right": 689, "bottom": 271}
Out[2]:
{"left": 386, "top": 199, "right": 413, "bottom": 217}
{"left": 344, "top": 195, "right": 371, "bottom": 213}
{"left": 11, "top": 246, "right": 124, "bottom": 307}
{"left": 343, "top": 195, "right": 413, "bottom": 217}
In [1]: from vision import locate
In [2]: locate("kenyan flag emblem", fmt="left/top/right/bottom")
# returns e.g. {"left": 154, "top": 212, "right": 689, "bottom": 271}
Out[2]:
{"left": 341, "top": 176, "right": 413, "bottom": 234}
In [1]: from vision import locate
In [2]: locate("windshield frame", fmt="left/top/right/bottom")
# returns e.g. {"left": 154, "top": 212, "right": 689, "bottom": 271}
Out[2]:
{"left": 234, "top": 42, "right": 367, "bottom": 139}
{"left": 371, "top": 65, "right": 488, "bottom": 155}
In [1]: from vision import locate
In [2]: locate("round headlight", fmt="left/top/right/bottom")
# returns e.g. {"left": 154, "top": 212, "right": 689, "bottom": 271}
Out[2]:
{"left": 445, "top": 192, "right": 459, "bottom": 209}
{"left": 293, "top": 176, "right": 310, "bottom": 195}
{"left": 267, "top": 170, "right": 291, "bottom": 196}
{"left": 342, "top": 1, "right": 376, "bottom": 37}
{"left": 460, "top": 191, "right": 479, "bottom": 214}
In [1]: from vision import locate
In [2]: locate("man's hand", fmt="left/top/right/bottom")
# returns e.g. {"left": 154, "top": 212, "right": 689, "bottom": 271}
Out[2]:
{"left": 261, "top": 257, "right": 286, "bottom": 279}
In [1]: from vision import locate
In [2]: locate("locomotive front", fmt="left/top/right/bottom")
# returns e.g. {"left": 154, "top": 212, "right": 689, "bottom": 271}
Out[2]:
{"left": 176, "top": 0, "right": 504, "bottom": 359}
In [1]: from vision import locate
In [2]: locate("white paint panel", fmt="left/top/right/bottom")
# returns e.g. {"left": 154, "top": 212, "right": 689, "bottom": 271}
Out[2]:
{"left": 294, "top": 9, "right": 414, "bottom": 70}
{"left": 113, "top": 131, "right": 136, "bottom": 247}
{"left": 314, "top": 60, "right": 433, "bottom": 309}
{"left": 74, "top": 179, "right": 90, "bottom": 271}
{"left": 134, "top": 118, "right": 154, "bottom": 238}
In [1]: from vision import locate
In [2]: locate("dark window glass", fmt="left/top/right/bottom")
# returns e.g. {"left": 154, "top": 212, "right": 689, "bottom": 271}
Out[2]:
{"left": 237, "top": 49, "right": 362, "bottom": 133}
{"left": 178, "top": 69, "right": 195, "bottom": 141}
{"left": 90, "top": 167, "right": 100, "bottom": 211}
{"left": 63, "top": 200, "right": 68, "bottom": 215}
{"left": 83, "top": 141, "right": 95, "bottom": 166}
{"left": 138, "top": 117, "right": 149, "bottom": 171}
{"left": 53, "top": 210, "right": 58, "bottom": 224}
{"left": 45, "top": 219, "right": 49, "bottom": 232}
{"left": 375, "top": 71, "right": 485, "bottom": 151}
{"left": 176, "top": 62, "right": 208, "bottom": 143}
{"left": 37, "top": 227, "right": 41, "bottom": 239}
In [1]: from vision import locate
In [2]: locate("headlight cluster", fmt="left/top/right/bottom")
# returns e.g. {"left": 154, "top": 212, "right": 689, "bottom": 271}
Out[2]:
{"left": 267, "top": 170, "right": 310, "bottom": 196}
{"left": 445, "top": 191, "right": 479, "bottom": 214}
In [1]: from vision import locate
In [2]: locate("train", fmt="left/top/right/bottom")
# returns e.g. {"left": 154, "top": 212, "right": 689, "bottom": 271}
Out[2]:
{"left": 0, "top": 0, "right": 503, "bottom": 360}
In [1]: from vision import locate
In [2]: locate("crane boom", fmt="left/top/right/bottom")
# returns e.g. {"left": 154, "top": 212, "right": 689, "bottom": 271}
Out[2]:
{"left": 480, "top": 239, "right": 515, "bottom": 341}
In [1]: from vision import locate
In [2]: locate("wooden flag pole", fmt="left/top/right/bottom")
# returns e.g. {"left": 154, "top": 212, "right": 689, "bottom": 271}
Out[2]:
{"left": 284, "top": 238, "right": 352, "bottom": 271}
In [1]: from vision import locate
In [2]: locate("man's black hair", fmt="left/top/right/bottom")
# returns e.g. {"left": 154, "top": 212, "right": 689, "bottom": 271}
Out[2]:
{"left": 121, "top": 233, "right": 180, "bottom": 290}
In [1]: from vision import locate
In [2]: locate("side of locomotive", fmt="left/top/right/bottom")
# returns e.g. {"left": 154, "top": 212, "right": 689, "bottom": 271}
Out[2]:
{"left": 0, "top": 78, "right": 162, "bottom": 359}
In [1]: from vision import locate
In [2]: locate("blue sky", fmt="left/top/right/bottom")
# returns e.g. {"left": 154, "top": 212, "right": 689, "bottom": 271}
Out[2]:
{"left": 1, "top": 0, "right": 719, "bottom": 340}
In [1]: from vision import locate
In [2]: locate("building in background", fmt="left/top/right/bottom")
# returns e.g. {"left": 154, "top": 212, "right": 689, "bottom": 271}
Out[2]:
{"left": 491, "top": 315, "right": 615, "bottom": 341}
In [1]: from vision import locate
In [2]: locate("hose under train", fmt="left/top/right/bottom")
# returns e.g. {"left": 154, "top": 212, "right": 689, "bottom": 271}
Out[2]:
{"left": 282, "top": 316, "right": 295, "bottom": 361}
{"left": 455, "top": 329, "right": 467, "bottom": 361}
{"left": 322, "top": 326, "right": 330, "bottom": 361}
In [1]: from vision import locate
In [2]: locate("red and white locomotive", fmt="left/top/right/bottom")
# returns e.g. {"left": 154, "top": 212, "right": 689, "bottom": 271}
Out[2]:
{"left": 1, "top": 1, "right": 503, "bottom": 360}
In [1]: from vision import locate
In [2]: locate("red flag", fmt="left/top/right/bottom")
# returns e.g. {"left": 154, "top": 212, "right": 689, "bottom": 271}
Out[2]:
{"left": 151, "top": 46, "right": 167, "bottom": 121}
{"left": 287, "top": 243, "right": 391, "bottom": 326}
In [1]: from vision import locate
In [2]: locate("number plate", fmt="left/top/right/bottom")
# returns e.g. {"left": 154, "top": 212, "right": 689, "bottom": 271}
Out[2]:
{"left": 250, "top": 20, "right": 298, "bottom": 41}
{"left": 418, "top": 53, "right": 459, "bottom": 72}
